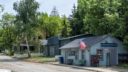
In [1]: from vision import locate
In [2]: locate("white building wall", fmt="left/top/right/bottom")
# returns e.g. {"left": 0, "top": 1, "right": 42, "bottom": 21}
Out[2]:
{"left": 61, "top": 49, "right": 65, "bottom": 57}
{"left": 110, "top": 37, "right": 127, "bottom": 64}
{"left": 89, "top": 36, "right": 121, "bottom": 66}
{"left": 84, "top": 49, "right": 90, "bottom": 66}
{"left": 90, "top": 42, "right": 106, "bottom": 66}
{"left": 104, "top": 37, "right": 127, "bottom": 54}
{"left": 61, "top": 36, "right": 127, "bottom": 66}
{"left": 61, "top": 48, "right": 79, "bottom": 65}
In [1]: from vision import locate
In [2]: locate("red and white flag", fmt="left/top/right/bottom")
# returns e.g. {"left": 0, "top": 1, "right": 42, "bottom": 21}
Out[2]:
{"left": 80, "top": 41, "right": 87, "bottom": 50}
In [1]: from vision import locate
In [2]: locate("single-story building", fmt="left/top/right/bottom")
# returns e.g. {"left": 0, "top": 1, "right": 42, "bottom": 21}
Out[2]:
{"left": 42, "top": 34, "right": 94, "bottom": 56}
{"left": 60, "top": 35, "right": 128, "bottom": 67}
{"left": 13, "top": 44, "right": 39, "bottom": 54}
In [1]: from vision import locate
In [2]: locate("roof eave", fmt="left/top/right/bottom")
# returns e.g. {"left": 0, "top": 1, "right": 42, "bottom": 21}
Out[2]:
{"left": 59, "top": 47, "right": 78, "bottom": 49}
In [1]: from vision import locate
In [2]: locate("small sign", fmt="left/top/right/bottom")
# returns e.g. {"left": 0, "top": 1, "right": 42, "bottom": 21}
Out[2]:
{"left": 101, "top": 43, "right": 117, "bottom": 47}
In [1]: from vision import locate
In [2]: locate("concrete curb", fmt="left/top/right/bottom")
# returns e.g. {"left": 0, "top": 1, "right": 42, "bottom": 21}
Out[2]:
{"left": 51, "top": 63, "right": 102, "bottom": 72}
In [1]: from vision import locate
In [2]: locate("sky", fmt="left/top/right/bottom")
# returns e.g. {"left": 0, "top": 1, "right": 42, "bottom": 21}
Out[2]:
{"left": 0, "top": 0, "right": 77, "bottom": 17}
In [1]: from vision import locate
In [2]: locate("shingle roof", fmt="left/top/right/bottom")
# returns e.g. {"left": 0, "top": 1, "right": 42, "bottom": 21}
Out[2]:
{"left": 59, "top": 35, "right": 109, "bottom": 49}
{"left": 82, "top": 35, "right": 108, "bottom": 47}
{"left": 59, "top": 38, "right": 84, "bottom": 49}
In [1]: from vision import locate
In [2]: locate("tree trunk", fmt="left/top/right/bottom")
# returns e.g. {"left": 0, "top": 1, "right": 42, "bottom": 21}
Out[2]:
{"left": 25, "top": 36, "right": 31, "bottom": 58}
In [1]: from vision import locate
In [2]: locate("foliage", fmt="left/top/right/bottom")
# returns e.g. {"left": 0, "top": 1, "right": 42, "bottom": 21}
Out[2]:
{"left": 68, "top": 0, "right": 128, "bottom": 50}
{"left": 0, "top": 13, "right": 15, "bottom": 53}
{"left": 38, "top": 12, "right": 63, "bottom": 38}
{"left": 13, "top": 0, "right": 39, "bottom": 35}
{"left": 61, "top": 15, "right": 71, "bottom": 37}
{"left": 69, "top": 4, "right": 84, "bottom": 35}
{"left": 77, "top": 0, "right": 121, "bottom": 35}
{"left": 79, "top": 59, "right": 86, "bottom": 66}
{"left": 123, "top": 35, "right": 128, "bottom": 50}
{"left": 118, "top": 64, "right": 128, "bottom": 68}
{"left": 0, "top": 4, "right": 4, "bottom": 13}
{"left": 118, "top": 0, "right": 128, "bottom": 49}
{"left": 50, "top": 7, "right": 59, "bottom": 16}
{"left": 13, "top": 0, "right": 39, "bottom": 57}
{"left": 1, "top": 0, "right": 128, "bottom": 54}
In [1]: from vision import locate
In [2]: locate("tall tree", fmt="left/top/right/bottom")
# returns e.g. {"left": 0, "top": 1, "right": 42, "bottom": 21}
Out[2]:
{"left": 69, "top": 0, "right": 128, "bottom": 50}
{"left": 50, "top": 6, "right": 59, "bottom": 17}
{"left": 118, "top": 0, "right": 128, "bottom": 36}
{"left": 72, "top": 0, "right": 122, "bottom": 37}
{"left": 0, "top": 5, "right": 4, "bottom": 13}
{"left": 69, "top": 4, "right": 84, "bottom": 35}
{"left": 61, "top": 15, "right": 71, "bottom": 37}
{"left": 39, "top": 10, "right": 63, "bottom": 38}
{"left": 13, "top": 0, "right": 39, "bottom": 57}
{"left": 0, "top": 13, "right": 15, "bottom": 55}
{"left": 118, "top": 0, "right": 128, "bottom": 49}
{"left": 38, "top": 13, "right": 49, "bottom": 38}
{"left": 48, "top": 16, "right": 62, "bottom": 37}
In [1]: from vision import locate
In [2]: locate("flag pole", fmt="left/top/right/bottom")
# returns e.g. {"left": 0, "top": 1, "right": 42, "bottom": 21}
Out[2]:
{"left": 79, "top": 40, "right": 86, "bottom": 65}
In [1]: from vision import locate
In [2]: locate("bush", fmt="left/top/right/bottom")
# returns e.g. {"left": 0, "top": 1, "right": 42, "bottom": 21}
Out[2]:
{"left": 5, "top": 50, "right": 14, "bottom": 56}
{"left": 79, "top": 60, "right": 86, "bottom": 66}
{"left": 9, "top": 51, "right": 14, "bottom": 56}
{"left": 118, "top": 64, "right": 128, "bottom": 68}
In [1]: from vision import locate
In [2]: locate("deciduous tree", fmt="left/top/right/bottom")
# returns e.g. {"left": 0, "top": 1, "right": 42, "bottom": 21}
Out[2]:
{"left": 13, "top": 0, "right": 39, "bottom": 57}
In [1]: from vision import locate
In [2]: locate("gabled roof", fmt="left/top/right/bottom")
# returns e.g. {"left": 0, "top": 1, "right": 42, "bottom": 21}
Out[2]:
{"left": 46, "top": 34, "right": 93, "bottom": 46}
{"left": 59, "top": 38, "right": 84, "bottom": 49}
{"left": 82, "top": 35, "right": 108, "bottom": 47}
{"left": 59, "top": 35, "right": 110, "bottom": 49}
{"left": 47, "top": 37, "right": 59, "bottom": 45}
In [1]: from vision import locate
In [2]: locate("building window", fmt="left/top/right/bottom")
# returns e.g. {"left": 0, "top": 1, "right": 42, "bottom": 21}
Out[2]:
{"left": 69, "top": 51, "right": 75, "bottom": 56}
{"left": 75, "top": 51, "right": 78, "bottom": 60}
{"left": 97, "top": 49, "right": 103, "bottom": 60}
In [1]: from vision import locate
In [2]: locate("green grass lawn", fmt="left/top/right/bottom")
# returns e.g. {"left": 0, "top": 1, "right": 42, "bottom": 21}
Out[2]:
{"left": 25, "top": 56, "right": 56, "bottom": 63}
{"left": 117, "top": 64, "right": 128, "bottom": 68}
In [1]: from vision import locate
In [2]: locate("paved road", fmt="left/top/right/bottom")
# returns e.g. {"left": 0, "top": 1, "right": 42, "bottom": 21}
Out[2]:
{"left": 0, "top": 55, "right": 94, "bottom": 72}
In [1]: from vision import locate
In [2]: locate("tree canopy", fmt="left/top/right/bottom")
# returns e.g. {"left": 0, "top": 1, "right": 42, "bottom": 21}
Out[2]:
{"left": 13, "top": 0, "right": 39, "bottom": 57}
{"left": 1, "top": 0, "right": 128, "bottom": 55}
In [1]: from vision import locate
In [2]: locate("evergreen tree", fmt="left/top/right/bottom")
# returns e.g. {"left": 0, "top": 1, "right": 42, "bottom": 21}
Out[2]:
{"left": 61, "top": 15, "right": 71, "bottom": 37}
{"left": 69, "top": 4, "right": 84, "bottom": 36}
{"left": 50, "top": 6, "right": 59, "bottom": 16}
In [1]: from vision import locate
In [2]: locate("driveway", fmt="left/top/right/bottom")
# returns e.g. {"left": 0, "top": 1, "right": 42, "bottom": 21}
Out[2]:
{"left": 0, "top": 55, "right": 94, "bottom": 72}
